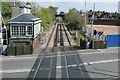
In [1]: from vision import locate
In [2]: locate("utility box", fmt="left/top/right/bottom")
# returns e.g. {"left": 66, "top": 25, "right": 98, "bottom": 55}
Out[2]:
{"left": 93, "top": 41, "right": 106, "bottom": 49}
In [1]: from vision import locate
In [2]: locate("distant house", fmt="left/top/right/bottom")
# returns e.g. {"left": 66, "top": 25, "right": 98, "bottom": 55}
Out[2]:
{"left": 85, "top": 25, "right": 120, "bottom": 48}
{"left": 89, "top": 18, "right": 119, "bottom": 26}
{"left": 88, "top": 11, "right": 119, "bottom": 26}
{"left": 11, "top": 2, "right": 31, "bottom": 17}
{"left": 8, "top": 5, "right": 42, "bottom": 50}
{"left": 0, "top": 14, "right": 8, "bottom": 45}
{"left": 0, "top": 14, "right": 8, "bottom": 54}
{"left": 85, "top": 10, "right": 120, "bottom": 48}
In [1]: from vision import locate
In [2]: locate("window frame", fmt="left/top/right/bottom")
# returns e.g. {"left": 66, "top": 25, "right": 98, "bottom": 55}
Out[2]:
{"left": 11, "top": 25, "right": 19, "bottom": 36}
{"left": 11, "top": 23, "right": 33, "bottom": 37}
{"left": 19, "top": 25, "right": 26, "bottom": 36}
{"left": 27, "top": 25, "right": 33, "bottom": 36}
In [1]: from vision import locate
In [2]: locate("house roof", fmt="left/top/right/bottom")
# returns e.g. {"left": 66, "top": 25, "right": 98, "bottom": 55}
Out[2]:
{"left": 8, "top": 13, "right": 41, "bottom": 23}
{"left": 19, "top": 5, "right": 31, "bottom": 9}
{"left": 89, "top": 18, "right": 117, "bottom": 20}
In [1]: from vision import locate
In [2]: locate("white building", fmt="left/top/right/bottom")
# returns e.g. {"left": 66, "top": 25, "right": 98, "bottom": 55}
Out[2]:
{"left": 8, "top": 6, "right": 42, "bottom": 50}
{"left": 19, "top": 5, "right": 31, "bottom": 14}
{"left": 0, "top": 14, "right": 8, "bottom": 54}
{"left": 0, "top": 15, "right": 8, "bottom": 45}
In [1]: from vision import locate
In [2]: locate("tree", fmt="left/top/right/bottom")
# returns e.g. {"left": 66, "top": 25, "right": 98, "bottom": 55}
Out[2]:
{"left": 65, "top": 8, "right": 85, "bottom": 31}
{"left": 1, "top": 2, "right": 12, "bottom": 26}
{"left": 48, "top": 6, "right": 58, "bottom": 20}
{"left": 26, "top": 2, "right": 31, "bottom": 5}
{"left": 35, "top": 7, "right": 53, "bottom": 29}
{"left": 118, "top": 14, "right": 120, "bottom": 25}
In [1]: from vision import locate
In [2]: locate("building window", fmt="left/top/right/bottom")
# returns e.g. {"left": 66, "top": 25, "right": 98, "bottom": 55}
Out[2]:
{"left": 11, "top": 26, "right": 18, "bottom": 35}
{"left": 20, "top": 26, "right": 26, "bottom": 35}
{"left": 27, "top": 26, "right": 32, "bottom": 35}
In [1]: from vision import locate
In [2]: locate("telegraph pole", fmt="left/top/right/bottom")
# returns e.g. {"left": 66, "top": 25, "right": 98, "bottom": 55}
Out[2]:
{"left": 91, "top": 3, "right": 95, "bottom": 49}
{"left": 85, "top": 0, "right": 86, "bottom": 27}
{"left": 84, "top": 0, "right": 87, "bottom": 42}
{"left": 84, "top": 0, "right": 88, "bottom": 49}
{"left": 91, "top": 3, "right": 95, "bottom": 28}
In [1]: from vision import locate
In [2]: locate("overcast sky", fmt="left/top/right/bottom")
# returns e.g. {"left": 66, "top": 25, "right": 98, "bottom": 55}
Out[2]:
{"left": 38, "top": 2, "right": 119, "bottom": 13}
{"left": 18, "top": 0, "right": 120, "bottom": 13}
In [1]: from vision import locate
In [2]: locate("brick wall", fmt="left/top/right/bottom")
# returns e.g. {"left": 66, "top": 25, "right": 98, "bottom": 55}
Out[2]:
{"left": 87, "top": 25, "right": 120, "bottom": 35}
{"left": 32, "top": 34, "right": 41, "bottom": 50}
{"left": 93, "top": 20, "right": 119, "bottom": 26}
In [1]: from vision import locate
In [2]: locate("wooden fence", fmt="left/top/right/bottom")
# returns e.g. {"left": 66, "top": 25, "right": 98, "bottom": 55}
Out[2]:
{"left": 7, "top": 44, "right": 33, "bottom": 56}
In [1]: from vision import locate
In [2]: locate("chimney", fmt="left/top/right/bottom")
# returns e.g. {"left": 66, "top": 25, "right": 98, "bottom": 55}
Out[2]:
{"left": 19, "top": 5, "right": 31, "bottom": 14}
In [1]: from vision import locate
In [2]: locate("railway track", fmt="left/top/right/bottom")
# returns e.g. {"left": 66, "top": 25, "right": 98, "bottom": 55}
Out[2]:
{"left": 27, "top": 23, "right": 58, "bottom": 79}
{"left": 60, "top": 23, "right": 90, "bottom": 79}
{"left": 27, "top": 17, "right": 91, "bottom": 79}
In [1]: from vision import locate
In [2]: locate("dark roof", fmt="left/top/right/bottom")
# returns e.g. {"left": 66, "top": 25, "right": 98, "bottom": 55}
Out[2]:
{"left": 89, "top": 18, "right": 117, "bottom": 20}
{"left": 8, "top": 13, "right": 41, "bottom": 22}
{"left": 19, "top": 6, "right": 31, "bottom": 9}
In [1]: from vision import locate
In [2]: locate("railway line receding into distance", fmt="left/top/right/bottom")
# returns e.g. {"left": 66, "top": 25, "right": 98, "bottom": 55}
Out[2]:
{"left": 27, "top": 17, "right": 91, "bottom": 80}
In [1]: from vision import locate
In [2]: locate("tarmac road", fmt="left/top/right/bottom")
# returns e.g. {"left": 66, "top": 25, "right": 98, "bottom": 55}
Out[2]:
{"left": 1, "top": 48, "right": 119, "bottom": 79}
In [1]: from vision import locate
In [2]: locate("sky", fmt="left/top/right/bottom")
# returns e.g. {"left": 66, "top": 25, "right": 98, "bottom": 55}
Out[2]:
{"left": 38, "top": 2, "right": 119, "bottom": 13}
{"left": 6, "top": 0, "right": 120, "bottom": 13}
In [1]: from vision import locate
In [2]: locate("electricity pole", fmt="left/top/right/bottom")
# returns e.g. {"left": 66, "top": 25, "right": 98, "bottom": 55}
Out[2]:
{"left": 91, "top": 3, "right": 95, "bottom": 49}
{"left": 85, "top": 0, "right": 86, "bottom": 27}
{"left": 91, "top": 3, "right": 95, "bottom": 28}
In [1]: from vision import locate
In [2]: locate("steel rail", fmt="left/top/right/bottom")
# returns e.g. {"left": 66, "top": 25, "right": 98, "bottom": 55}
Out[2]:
{"left": 48, "top": 23, "right": 60, "bottom": 79}
{"left": 62, "top": 22, "right": 118, "bottom": 79}
{"left": 31, "top": 23, "right": 57, "bottom": 80}
{"left": 47, "top": 22, "right": 62, "bottom": 79}
{"left": 62, "top": 23, "right": 85, "bottom": 79}
{"left": 60, "top": 23, "right": 70, "bottom": 79}
{"left": 52, "top": 23, "right": 59, "bottom": 52}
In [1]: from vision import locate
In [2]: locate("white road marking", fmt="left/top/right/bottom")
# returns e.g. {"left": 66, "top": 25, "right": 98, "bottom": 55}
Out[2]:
{"left": 98, "top": 49, "right": 103, "bottom": 52}
{"left": 68, "top": 64, "right": 77, "bottom": 67}
{"left": 56, "top": 59, "right": 119, "bottom": 69}
{"left": 80, "top": 52, "right": 101, "bottom": 54}
{"left": 86, "top": 59, "right": 120, "bottom": 65}
{"left": 79, "top": 50, "right": 91, "bottom": 51}
{"left": 0, "top": 56, "right": 37, "bottom": 61}
{"left": 45, "top": 53, "right": 75, "bottom": 58}
{"left": 80, "top": 51, "right": 118, "bottom": 55}
{"left": 0, "top": 69, "right": 31, "bottom": 73}
{"left": 56, "top": 66, "right": 63, "bottom": 69}
{"left": 56, "top": 52, "right": 62, "bottom": 78}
